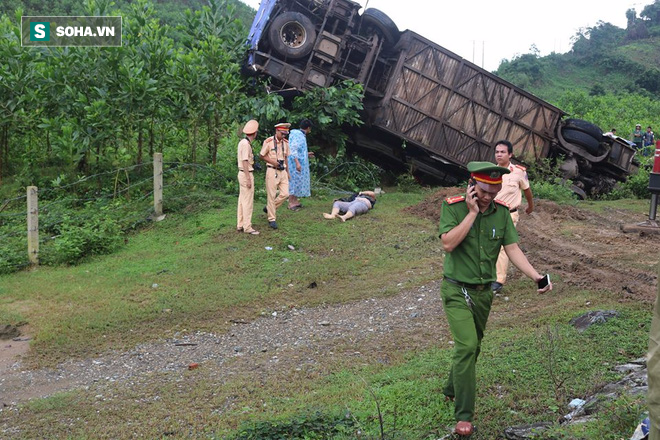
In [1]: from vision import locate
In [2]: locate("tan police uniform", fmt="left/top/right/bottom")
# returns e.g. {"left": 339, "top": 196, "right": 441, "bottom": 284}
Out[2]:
{"left": 237, "top": 137, "right": 256, "bottom": 232}
{"left": 260, "top": 133, "right": 290, "bottom": 222}
{"left": 495, "top": 164, "right": 530, "bottom": 284}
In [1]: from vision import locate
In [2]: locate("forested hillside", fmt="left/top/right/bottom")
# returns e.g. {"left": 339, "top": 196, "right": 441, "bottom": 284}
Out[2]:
{"left": 496, "top": 1, "right": 660, "bottom": 102}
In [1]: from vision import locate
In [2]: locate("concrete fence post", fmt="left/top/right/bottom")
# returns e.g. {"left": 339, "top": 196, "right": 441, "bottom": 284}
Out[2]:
{"left": 153, "top": 153, "right": 163, "bottom": 218}
{"left": 27, "top": 186, "right": 39, "bottom": 265}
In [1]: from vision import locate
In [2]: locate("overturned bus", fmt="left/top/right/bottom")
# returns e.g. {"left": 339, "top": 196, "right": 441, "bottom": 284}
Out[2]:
{"left": 245, "top": 0, "right": 636, "bottom": 196}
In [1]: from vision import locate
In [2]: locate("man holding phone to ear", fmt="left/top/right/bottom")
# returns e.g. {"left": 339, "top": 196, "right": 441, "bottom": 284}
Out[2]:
{"left": 438, "top": 161, "right": 551, "bottom": 436}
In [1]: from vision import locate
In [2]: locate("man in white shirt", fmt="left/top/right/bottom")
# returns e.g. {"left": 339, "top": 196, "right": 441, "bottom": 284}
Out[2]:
{"left": 492, "top": 140, "right": 534, "bottom": 293}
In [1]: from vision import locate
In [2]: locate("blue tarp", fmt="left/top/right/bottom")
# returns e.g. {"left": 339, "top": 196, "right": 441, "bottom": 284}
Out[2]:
{"left": 246, "top": 0, "right": 277, "bottom": 65}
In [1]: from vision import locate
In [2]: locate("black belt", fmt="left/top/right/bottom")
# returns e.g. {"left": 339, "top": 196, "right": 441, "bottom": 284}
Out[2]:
{"left": 238, "top": 169, "right": 253, "bottom": 172}
{"left": 444, "top": 277, "right": 489, "bottom": 290}
{"left": 510, "top": 208, "right": 517, "bottom": 213}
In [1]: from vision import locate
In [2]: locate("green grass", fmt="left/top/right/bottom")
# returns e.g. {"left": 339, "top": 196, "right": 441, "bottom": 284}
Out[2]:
{"left": 0, "top": 191, "right": 653, "bottom": 439}
{"left": 13, "top": 297, "right": 646, "bottom": 439}
{"left": 0, "top": 190, "right": 440, "bottom": 365}
{"left": 578, "top": 198, "right": 650, "bottom": 214}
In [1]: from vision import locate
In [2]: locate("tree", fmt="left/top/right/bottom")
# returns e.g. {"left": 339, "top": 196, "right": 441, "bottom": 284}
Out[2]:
{"left": 641, "top": 1, "right": 660, "bottom": 24}
{"left": 0, "top": 11, "right": 43, "bottom": 182}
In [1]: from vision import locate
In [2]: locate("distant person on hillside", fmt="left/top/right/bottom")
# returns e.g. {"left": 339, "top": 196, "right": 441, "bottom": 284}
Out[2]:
{"left": 604, "top": 128, "right": 617, "bottom": 138}
{"left": 322, "top": 191, "right": 377, "bottom": 221}
{"left": 644, "top": 126, "right": 655, "bottom": 156}
{"left": 632, "top": 124, "right": 644, "bottom": 150}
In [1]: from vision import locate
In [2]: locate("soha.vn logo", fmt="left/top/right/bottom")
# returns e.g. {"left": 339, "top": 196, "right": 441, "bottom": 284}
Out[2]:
{"left": 30, "top": 22, "right": 50, "bottom": 41}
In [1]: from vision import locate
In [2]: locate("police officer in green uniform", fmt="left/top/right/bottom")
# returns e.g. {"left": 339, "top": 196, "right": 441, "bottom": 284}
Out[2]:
{"left": 439, "top": 161, "right": 553, "bottom": 436}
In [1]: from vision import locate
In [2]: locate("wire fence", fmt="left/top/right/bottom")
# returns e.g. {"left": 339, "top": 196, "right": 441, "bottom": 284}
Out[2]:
{"left": 0, "top": 156, "right": 234, "bottom": 274}
{"left": 0, "top": 156, "right": 379, "bottom": 274}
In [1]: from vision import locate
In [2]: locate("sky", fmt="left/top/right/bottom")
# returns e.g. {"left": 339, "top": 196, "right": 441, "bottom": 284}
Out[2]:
{"left": 240, "top": 0, "right": 651, "bottom": 71}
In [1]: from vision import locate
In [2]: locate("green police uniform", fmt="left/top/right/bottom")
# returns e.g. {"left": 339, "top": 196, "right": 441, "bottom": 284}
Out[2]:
{"left": 438, "top": 162, "right": 518, "bottom": 423}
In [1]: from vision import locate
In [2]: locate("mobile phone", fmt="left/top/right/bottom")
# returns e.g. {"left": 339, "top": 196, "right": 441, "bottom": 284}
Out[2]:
{"left": 468, "top": 179, "right": 477, "bottom": 199}
{"left": 537, "top": 274, "right": 550, "bottom": 289}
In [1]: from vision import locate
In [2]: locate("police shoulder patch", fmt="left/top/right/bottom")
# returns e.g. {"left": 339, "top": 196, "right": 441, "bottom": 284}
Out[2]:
{"left": 495, "top": 199, "right": 510, "bottom": 208}
{"left": 445, "top": 195, "right": 465, "bottom": 204}
{"left": 514, "top": 164, "right": 527, "bottom": 171}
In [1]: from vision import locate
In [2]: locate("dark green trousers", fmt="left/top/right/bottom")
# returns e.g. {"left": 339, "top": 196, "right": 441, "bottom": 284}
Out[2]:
{"left": 441, "top": 282, "right": 494, "bottom": 422}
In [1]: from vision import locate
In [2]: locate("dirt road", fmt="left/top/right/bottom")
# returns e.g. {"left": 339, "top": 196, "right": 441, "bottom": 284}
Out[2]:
{"left": 406, "top": 190, "right": 659, "bottom": 303}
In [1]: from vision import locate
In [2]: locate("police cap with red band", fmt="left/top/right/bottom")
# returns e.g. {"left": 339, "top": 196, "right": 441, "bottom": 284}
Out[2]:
{"left": 274, "top": 122, "right": 291, "bottom": 132}
{"left": 467, "top": 161, "right": 510, "bottom": 192}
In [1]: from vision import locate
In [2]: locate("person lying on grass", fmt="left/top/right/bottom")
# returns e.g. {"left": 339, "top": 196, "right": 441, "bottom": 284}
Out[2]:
{"left": 322, "top": 191, "right": 377, "bottom": 222}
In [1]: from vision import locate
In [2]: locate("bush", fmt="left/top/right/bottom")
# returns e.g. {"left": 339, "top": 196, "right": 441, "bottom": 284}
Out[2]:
{"left": 40, "top": 210, "right": 123, "bottom": 266}
{"left": 527, "top": 158, "right": 578, "bottom": 203}
{"left": 313, "top": 154, "right": 382, "bottom": 192}
{"left": 602, "top": 160, "right": 652, "bottom": 200}
{"left": 227, "top": 410, "right": 355, "bottom": 440}
{"left": 0, "top": 242, "right": 30, "bottom": 275}
{"left": 530, "top": 178, "right": 578, "bottom": 203}
{"left": 395, "top": 172, "right": 424, "bottom": 193}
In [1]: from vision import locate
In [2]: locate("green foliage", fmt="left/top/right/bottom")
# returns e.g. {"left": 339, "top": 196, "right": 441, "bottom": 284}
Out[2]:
{"left": 228, "top": 410, "right": 356, "bottom": 440}
{"left": 0, "top": 0, "right": 252, "bottom": 180}
{"left": 527, "top": 158, "right": 578, "bottom": 203}
{"left": 496, "top": 53, "right": 545, "bottom": 89}
{"left": 290, "top": 80, "right": 365, "bottom": 156}
{"left": 313, "top": 154, "right": 382, "bottom": 192}
{"left": 42, "top": 210, "right": 123, "bottom": 265}
{"left": 0, "top": 164, "right": 235, "bottom": 273}
{"left": 602, "top": 157, "right": 653, "bottom": 200}
{"left": 530, "top": 178, "right": 578, "bottom": 203}
{"left": 555, "top": 90, "right": 660, "bottom": 137}
{"left": 0, "top": 237, "right": 29, "bottom": 275}
{"left": 395, "top": 172, "right": 424, "bottom": 193}
{"left": 571, "top": 21, "right": 627, "bottom": 58}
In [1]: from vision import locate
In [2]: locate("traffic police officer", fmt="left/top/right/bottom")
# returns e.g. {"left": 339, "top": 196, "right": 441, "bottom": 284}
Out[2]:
{"left": 236, "top": 120, "right": 260, "bottom": 235}
{"left": 260, "top": 122, "right": 291, "bottom": 229}
{"left": 492, "top": 140, "right": 535, "bottom": 293}
{"left": 439, "top": 161, "right": 552, "bottom": 436}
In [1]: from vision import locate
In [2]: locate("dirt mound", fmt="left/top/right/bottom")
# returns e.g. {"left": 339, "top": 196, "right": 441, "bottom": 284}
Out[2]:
{"left": 403, "top": 187, "right": 461, "bottom": 223}
{"left": 405, "top": 190, "right": 658, "bottom": 303}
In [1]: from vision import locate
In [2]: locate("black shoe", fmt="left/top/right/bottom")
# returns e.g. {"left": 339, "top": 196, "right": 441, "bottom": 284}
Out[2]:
{"left": 492, "top": 282, "right": 503, "bottom": 293}
{"left": 263, "top": 206, "right": 268, "bottom": 214}
{"left": 269, "top": 221, "right": 278, "bottom": 229}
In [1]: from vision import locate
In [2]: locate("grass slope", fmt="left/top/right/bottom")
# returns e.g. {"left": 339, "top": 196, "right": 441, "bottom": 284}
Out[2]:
{"left": 0, "top": 190, "right": 440, "bottom": 365}
{"left": 0, "top": 191, "right": 652, "bottom": 439}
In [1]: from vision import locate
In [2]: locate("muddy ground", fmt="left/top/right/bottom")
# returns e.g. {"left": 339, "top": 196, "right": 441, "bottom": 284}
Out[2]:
{"left": 405, "top": 188, "right": 659, "bottom": 303}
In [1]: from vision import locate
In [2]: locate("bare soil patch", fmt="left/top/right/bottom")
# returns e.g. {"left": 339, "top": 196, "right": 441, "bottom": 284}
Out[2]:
{"left": 405, "top": 189, "right": 659, "bottom": 303}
